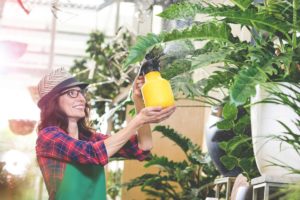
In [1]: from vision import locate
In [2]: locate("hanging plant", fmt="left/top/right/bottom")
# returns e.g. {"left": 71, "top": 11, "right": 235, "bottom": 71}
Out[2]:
{"left": 8, "top": 119, "right": 36, "bottom": 135}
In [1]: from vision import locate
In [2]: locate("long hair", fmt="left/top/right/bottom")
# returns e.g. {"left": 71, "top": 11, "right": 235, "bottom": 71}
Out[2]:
{"left": 37, "top": 94, "right": 94, "bottom": 137}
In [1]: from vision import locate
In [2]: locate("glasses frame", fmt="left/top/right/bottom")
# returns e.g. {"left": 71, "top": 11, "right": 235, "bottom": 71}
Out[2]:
{"left": 60, "top": 88, "right": 87, "bottom": 98}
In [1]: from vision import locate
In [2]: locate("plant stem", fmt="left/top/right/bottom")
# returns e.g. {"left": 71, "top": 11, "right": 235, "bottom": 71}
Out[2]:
{"left": 292, "top": 0, "right": 298, "bottom": 49}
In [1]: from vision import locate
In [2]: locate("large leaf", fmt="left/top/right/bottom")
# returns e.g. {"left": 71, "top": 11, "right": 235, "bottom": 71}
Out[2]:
{"left": 124, "top": 22, "right": 234, "bottom": 68}
{"left": 191, "top": 49, "right": 229, "bottom": 70}
{"left": 162, "top": 22, "right": 234, "bottom": 43}
{"left": 144, "top": 155, "right": 188, "bottom": 171}
{"left": 216, "top": 119, "right": 234, "bottom": 130}
{"left": 123, "top": 33, "right": 162, "bottom": 69}
{"left": 153, "top": 125, "right": 190, "bottom": 153}
{"left": 170, "top": 73, "right": 201, "bottom": 98}
{"left": 230, "top": 66, "right": 267, "bottom": 105}
{"left": 208, "top": 5, "right": 292, "bottom": 41}
{"left": 222, "top": 102, "right": 238, "bottom": 120}
{"left": 226, "top": 135, "right": 251, "bottom": 154}
{"left": 159, "top": 3, "right": 293, "bottom": 40}
{"left": 239, "top": 158, "right": 254, "bottom": 178}
{"left": 230, "top": 49, "right": 292, "bottom": 105}
{"left": 220, "top": 155, "right": 238, "bottom": 170}
{"left": 161, "top": 59, "right": 192, "bottom": 80}
{"left": 157, "top": 2, "right": 203, "bottom": 19}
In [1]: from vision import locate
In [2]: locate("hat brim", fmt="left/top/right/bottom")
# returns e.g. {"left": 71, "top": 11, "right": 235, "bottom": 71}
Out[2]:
{"left": 37, "top": 77, "right": 89, "bottom": 108}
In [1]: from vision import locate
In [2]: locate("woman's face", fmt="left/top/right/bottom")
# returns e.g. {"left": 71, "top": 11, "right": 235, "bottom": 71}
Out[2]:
{"left": 58, "top": 86, "right": 86, "bottom": 121}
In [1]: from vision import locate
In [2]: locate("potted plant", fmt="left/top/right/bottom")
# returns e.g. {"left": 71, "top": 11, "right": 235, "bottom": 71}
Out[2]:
{"left": 251, "top": 82, "right": 300, "bottom": 177}
{"left": 123, "top": 0, "right": 300, "bottom": 179}
{"left": 124, "top": 125, "right": 219, "bottom": 200}
{"left": 136, "top": 45, "right": 257, "bottom": 179}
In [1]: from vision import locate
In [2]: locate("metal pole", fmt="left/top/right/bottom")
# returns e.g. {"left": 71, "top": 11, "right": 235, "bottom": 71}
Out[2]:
{"left": 115, "top": 0, "right": 120, "bottom": 33}
{"left": 49, "top": 10, "right": 57, "bottom": 69}
{"left": 0, "top": 0, "right": 6, "bottom": 19}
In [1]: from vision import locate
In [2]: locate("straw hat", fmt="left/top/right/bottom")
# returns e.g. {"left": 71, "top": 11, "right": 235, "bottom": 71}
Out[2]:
{"left": 37, "top": 67, "right": 88, "bottom": 108}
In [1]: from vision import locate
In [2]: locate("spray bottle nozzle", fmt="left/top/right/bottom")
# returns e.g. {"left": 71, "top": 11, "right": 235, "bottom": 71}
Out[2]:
{"left": 139, "top": 53, "right": 163, "bottom": 76}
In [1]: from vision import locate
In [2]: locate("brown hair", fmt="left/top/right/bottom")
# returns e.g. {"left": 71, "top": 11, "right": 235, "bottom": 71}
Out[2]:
{"left": 37, "top": 94, "right": 94, "bottom": 137}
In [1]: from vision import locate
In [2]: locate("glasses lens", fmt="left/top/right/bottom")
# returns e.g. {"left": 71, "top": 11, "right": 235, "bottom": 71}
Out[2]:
{"left": 61, "top": 89, "right": 86, "bottom": 98}
{"left": 67, "top": 90, "right": 79, "bottom": 98}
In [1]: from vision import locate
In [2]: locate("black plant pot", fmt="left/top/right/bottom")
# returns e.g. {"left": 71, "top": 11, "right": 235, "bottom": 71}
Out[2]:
{"left": 205, "top": 107, "right": 242, "bottom": 177}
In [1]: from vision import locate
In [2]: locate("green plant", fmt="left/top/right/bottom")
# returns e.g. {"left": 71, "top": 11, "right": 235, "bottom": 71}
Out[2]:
{"left": 124, "top": 125, "right": 219, "bottom": 200}
{"left": 125, "top": 1, "right": 300, "bottom": 103}
{"left": 107, "top": 168, "right": 123, "bottom": 200}
{"left": 70, "top": 28, "right": 138, "bottom": 132}
{"left": 123, "top": 0, "right": 300, "bottom": 180}
{"left": 256, "top": 82, "right": 300, "bottom": 199}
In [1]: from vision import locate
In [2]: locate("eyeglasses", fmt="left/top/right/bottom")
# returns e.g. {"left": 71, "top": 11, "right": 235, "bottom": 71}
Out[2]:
{"left": 60, "top": 88, "right": 86, "bottom": 98}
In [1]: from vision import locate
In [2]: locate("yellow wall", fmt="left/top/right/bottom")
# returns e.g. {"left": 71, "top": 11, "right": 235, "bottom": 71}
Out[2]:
{"left": 121, "top": 99, "right": 208, "bottom": 200}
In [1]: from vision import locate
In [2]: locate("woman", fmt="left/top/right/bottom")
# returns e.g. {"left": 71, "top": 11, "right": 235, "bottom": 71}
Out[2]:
{"left": 35, "top": 68, "right": 176, "bottom": 200}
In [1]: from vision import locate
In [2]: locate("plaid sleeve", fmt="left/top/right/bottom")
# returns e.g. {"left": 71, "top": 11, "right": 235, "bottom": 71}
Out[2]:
{"left": 92, "top": 133, "right": 151, "bottom": 161}
{"left": 36, "top": 126, "right": 108, "bottom": 166}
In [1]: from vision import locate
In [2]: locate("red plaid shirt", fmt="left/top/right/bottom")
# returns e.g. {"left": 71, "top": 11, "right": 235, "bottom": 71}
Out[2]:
{"left": 36, "top": 126, "right": 150, "bottom": 199}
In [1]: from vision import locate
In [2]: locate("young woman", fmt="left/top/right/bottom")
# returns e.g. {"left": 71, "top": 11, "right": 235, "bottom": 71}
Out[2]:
{"left": 35, "top": 68, "right": 176, "bottom": 200}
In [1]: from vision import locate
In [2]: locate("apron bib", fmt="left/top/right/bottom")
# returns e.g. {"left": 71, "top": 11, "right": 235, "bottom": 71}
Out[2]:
{"left": 56, "top": 163, "right": 106, "bottom": 200}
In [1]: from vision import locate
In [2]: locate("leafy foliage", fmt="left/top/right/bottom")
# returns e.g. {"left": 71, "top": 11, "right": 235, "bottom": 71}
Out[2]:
{"left": 70, "top": 28, "right": 137, "bottom": 132}
{"left": 125, "top": 0, "right": 300, "bottom": 105}
{"left": 216, "top": 103, "right": 259, "bottom": 180}
{"left": 124, "top": 126, "right": 219, "bottom": 200}
{"left": 123, "top": 0, "right": 300, "bottom": 181}
{"left": 124, "top": 22, "right": 234, "bottom": 69}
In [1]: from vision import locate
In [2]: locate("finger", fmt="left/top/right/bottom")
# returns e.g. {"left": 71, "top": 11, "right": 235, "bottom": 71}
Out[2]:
{"left": 137, "top": 83, "right": 143, "bottom": 88}
{"left": 136, "top": 79, "right": 144, "bottom": 83}
{"left": 156, "top": 110, "right": 175, "bottom": 121}
{"left": 156, "top": 106, "right": 176, "bottom": 115}
{"left": 146, "top": 107, "right": 163, "bottom": 112}
{"left": 135, "top": 79, "right": 144, "bottom": 86}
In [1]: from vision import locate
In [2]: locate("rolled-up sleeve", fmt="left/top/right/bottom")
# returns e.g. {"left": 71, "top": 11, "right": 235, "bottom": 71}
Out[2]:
{"left": 36, "top": 127, "right": 108, "bottom": 166}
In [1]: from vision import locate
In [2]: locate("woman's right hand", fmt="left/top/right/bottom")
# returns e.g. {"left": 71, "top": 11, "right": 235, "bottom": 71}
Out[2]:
{"left": 134, "top": 106, "right": 176, "bottom": 127}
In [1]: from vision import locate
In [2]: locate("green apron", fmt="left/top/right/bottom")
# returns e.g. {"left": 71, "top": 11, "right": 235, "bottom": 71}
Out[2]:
{"left": 56, "top": 163, "right": 106, "bottom": 200}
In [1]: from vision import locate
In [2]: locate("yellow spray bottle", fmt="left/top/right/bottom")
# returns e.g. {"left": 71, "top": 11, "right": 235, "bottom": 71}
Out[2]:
{"left": 140, "top": 58, "right": 175, "bottom": 108}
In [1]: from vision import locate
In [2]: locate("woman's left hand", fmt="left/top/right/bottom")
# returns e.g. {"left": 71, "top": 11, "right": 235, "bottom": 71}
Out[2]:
{"left": 132, "top": 75, "right": 145, "bottom": 100}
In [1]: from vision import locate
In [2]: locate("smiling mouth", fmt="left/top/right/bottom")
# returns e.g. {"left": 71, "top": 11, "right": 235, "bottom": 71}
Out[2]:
{"left": 73, "top": 105, "right": 85, "bottom": 109}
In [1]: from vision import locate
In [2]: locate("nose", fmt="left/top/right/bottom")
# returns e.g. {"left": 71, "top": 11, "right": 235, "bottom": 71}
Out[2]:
{"left": 77, "top": 92, "right": 86, "bottom": 103}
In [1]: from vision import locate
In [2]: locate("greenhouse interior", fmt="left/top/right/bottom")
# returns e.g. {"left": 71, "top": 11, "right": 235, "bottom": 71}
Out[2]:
{"left": 0, "top": 0, "right": 300, "bottom": 200}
